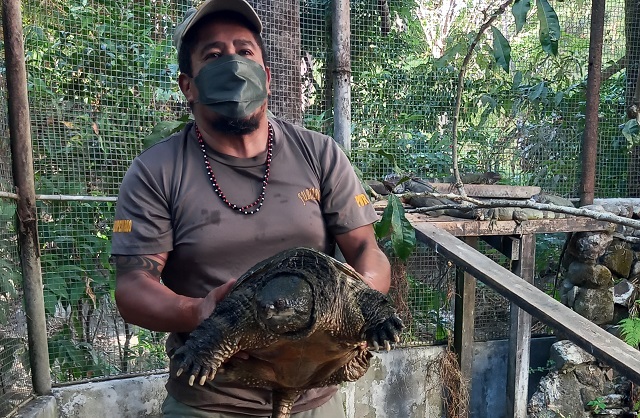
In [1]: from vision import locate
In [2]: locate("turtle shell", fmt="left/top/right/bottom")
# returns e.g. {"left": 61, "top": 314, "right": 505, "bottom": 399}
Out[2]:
{"left": 172, "top": 247, "right": 403, "bottom": 418}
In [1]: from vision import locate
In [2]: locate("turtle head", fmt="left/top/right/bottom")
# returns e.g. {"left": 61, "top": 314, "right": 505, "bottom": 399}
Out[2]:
{"left": 256, "top": 273, "right": 314, "bottom": 335}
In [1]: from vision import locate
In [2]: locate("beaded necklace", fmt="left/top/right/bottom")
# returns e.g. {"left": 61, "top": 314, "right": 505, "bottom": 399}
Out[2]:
{"left": 195, "top": 123, "right": 273, "bottom": 215}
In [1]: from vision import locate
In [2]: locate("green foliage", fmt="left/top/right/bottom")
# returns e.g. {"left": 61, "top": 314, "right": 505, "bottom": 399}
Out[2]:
{"left": 128, "top": 329, "right": 168, "bottom": 371}
{"left": 491, "top": 26, "right": 511, "bottom": 73}
{"left": 587, "top": 396, "right": 606, "bottom": 414}
{"left": 529, "top": 359, "right": 556, "bottom": 374}
{"left": 375, "top": 194, "right": 416, "bottom": 260}
{"left": 621, "top": 119, "right": 640, "bottom": 147}
{"left": 143, "top": 114, "right": 192, "bottom": 149}
{"left": 406, "top": 274, "right": 450, "bottom": 342}
{"left": 19, "top": 0, "right": 188, "bottom": 382}
{"left": 536, "top": 0, "right": 560, "bottom": 56}
{"left": 619, "top": 316, "right": 640, "bottom": 349}
{"left": 512, "top": 0, "right": 531, "bottom": 33}
{"left": 48, "top": 324, "right": 115, "bottom": 381}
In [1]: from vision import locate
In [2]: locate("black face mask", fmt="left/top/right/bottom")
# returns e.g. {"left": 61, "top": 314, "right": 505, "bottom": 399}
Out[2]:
{"left": 194, "top": 54, "right": 268, "bottom": 119}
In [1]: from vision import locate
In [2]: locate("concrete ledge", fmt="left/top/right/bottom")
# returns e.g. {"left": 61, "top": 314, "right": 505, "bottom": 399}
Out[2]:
{"left": 53, "top": 374, "right": 167, "bottom": 418}
{"left": 13, "top": 395, "right": 57, "bottom": 418}
{"left": 12, "top": 340, "right": 554, "bottom": 418}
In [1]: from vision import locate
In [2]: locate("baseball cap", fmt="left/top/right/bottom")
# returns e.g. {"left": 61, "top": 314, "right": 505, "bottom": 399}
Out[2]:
{"left": 173, "top": 0, "right": 263, "bottom": 55}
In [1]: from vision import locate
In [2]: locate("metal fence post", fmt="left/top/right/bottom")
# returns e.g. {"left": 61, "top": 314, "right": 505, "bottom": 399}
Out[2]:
{"left": 3, "top": 0, "right": 51, "bottom": 395}
{"left": 332, "top": 0, "right": 351, "bottom": 151}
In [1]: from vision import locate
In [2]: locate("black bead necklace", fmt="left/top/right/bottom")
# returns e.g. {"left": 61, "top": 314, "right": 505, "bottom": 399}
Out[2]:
{"left": 195, "top": 123, "right": 273, "bottom": 215}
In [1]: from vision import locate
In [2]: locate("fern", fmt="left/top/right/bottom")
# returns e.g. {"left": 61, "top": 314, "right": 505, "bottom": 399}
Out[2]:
{"left": 619, "top": 317, "right": 640, "bottom": 348}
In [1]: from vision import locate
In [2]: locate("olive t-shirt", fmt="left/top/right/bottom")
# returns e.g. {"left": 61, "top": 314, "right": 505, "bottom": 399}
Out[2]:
{"left": 111, "top": 118, "right": 378, "bottom": 415}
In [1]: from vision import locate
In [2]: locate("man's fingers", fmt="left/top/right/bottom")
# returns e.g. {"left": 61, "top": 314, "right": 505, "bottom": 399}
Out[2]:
{"left": 214, "top": 279, "right": 237, "bottom": 301}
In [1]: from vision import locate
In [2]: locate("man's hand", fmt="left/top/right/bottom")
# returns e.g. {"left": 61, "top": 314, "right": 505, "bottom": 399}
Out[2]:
{"left": 196, "top": 279, "right": 237, "bottom": 324}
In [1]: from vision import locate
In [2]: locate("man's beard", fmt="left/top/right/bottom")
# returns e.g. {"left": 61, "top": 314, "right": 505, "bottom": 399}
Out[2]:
{"left": 211, "top": 111, "right": 262, "bottom": 135}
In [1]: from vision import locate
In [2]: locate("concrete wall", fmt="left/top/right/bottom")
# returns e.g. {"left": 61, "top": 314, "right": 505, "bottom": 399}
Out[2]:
{"left": 15, "top": 339, "right": 555, "bottom": 418}
{"left": 470, "top": 337, "right": 556, "bottom": 418}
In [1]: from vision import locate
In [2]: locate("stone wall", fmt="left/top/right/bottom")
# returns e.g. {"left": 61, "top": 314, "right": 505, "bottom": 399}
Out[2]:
{"left": 528, "top": 198, "right": 640, "bottom": 417}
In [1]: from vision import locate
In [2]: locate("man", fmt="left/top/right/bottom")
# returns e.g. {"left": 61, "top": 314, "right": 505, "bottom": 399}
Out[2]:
{"left": 111, "top": 0, "right": 391, "bottom": 416}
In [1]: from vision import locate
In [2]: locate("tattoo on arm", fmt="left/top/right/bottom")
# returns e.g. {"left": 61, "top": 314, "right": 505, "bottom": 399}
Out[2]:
{"left": 114, "top": 255, "right": 166, "bottom": 278}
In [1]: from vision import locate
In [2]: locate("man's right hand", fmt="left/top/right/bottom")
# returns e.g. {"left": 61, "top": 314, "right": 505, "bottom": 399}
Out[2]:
{"left": 196, "top": 279, "right": 237, "bottom": 324}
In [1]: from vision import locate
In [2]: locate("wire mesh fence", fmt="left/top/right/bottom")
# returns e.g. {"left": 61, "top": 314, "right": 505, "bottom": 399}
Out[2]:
{"left": 0, "top": 0, "right": 636, "bottom": 414}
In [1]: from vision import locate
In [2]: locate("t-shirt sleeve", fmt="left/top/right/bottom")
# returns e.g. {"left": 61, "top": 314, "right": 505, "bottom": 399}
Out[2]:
{"left": 319, "top": 139, "right": 379, "bottom": 235}
{"left": 111, "top": 157, "right": 174, "bottom": 255}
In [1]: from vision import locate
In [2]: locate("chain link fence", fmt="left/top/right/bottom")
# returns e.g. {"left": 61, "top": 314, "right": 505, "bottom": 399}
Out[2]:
{"left": 0, "top": 0, "right": 636, "bottom": 415}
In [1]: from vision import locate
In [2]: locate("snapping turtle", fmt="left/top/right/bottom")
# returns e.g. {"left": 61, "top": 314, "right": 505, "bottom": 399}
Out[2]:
{"left": 172, "top": 247, "right": 404, "bottom": 418}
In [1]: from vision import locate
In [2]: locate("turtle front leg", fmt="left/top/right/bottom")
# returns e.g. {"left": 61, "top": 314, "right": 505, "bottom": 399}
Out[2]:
{"left": 358, "top": 289, "right": 404, "bottom": 351}
{"left": 172, "top": 297, "right": 249, "bottom": 386}
{"left": 271, "top": 389, "right": 300, "bottom": 418}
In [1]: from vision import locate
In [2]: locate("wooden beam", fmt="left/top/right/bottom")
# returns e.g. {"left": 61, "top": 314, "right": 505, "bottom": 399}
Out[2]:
{"left": 453, "top": 237, "right": 477, "bottom": 418}
{"left": 507, "top": 234, "right": 535, "bottom": 418}
{"left": 414, "top": 222, "right": 640, "bottom": 384}
{"left": 481, "top": 235, "right": 520, "bottom": 260}
{"left": 406, "top": 214, "right": 613, "bottom": 237}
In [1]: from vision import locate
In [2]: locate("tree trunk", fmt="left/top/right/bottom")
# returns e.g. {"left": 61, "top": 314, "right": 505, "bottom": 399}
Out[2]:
{"left": 626, "top": 0, "right": 640, "bottom": 197}
{"left": 252, "top": 0, "right": 302, "bottom": 125}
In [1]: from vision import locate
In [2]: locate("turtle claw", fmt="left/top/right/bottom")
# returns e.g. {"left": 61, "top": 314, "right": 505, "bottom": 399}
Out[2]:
{"left": 365, "top": 314, "right": 404, "bottom": 352}
{"left": 176, "top": 368, "right": 184, "bottom": 377}
{"left": 188, "top": 375, "right": 196, "bottom": 386}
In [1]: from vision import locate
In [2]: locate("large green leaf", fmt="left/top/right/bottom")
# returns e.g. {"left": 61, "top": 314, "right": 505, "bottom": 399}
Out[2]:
{"left": 386, "top": 195, "right": 416, "bottom": 260}
{"left": 143, "top": 114, "right": 192, "bottom": 149}
{"left": 536, "top": 0, "right": 560, "bottom": 56}
{"left": 512, "top": 0, "right": 531, "bottom": 33}
{"left": 621, "top": 119, "right": 640, "bottom": 146}
{"left": 491, "top": 26, "right": 511, "bottom": 73}
{"left": 375, "top": 194, "right": 416, "bottom": 259}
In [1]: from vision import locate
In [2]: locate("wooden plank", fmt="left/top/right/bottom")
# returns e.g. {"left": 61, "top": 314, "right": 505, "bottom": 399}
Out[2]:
{"left": 507, "top": 234, "right": 535, "bottom": 418}
{"left": 429, "top": 183, "right": 541, "bottom": 199}
{"left": 453, "top": 237, "right": 477, "bottom": 418}
{"left": 406, "top": 213, "right": 614, "bottom": 236}
{"left": 413, "top": 222, "right": 640, "bottom": 384}
{"left": 481, "top": 236, "right": 520, "bottom": 260}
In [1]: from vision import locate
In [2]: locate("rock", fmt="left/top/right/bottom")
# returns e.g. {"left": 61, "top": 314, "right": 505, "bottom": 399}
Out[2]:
{"left": 630, "top": 259, "right": 640, "bottom": 279}
{"left": 601, "top": 204, "right": 622, "bottom": 216}
{"left": 580, "top": 386, "right": 600, "bottom": 408}
{"left": 601, "top": 393, "right": 625, "bottom": 408}
{"left": 601, "top": 241, "right": 634, "bottom": 278}
{"left": 560, "top": 279, "right": 578, "bottom": 307}
{"left": 365, "top": 180, "right": 389, "bottom": 195}
{"left": 571, "top": 232, "right": 614, "bottom": 262}
{"left": 561, "top": 251, "right": 578, "bottom": 270}
{"left": 573, "top": 288, "right": 614, "bottom": 325}
{"left": 549, "top": 341, "right": 596, "bottom": 373}
{"left": 527, "top": 371, "right": 591, "bottom": 418}
{"left": 613, "top": 279, "right": 636, "bottom": 307}
{"left": 566, "top": 262, "right": 613, "bottom": 288}
{"left": 574, "top": 364, "right": 605, "bottom": 389}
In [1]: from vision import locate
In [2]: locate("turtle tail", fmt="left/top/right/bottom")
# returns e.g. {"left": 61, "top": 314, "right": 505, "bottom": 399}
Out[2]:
{"left": 271, "top": 389, "right": 300, "bottom": 418}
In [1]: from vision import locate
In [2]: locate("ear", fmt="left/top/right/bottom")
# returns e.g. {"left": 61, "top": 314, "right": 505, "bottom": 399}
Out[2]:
{"left": 265, "top": 66, "right": 272, "bottom": 95}
{"left": 179, "top": 73, "right": 196, "bottom": 103}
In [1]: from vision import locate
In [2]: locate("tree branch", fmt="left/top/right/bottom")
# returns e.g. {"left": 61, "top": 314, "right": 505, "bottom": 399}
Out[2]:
{"left": 600, "top": 55, "right": 626, "bottom": 82}
{"left": 451, "top": 0, "right": 513, "bottom": 197}
{"left": 403, "top": 192, "right": 640, "bottom": 230}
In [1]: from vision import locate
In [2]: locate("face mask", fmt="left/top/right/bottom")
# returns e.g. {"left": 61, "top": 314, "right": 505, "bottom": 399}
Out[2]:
{"left": 193, "top": 54, "right": 268, "bottom": 119}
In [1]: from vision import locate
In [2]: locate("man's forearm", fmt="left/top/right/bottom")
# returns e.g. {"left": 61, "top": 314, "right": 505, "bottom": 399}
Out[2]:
{"left": 115, "top": 273, "right": 202, "bottom": 333}
{"left": 350, "top": 247, "right": 391, "bottom": 294}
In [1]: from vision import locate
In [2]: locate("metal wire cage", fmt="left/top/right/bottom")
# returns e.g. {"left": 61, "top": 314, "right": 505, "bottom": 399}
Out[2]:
{"left": 0, "top": 0, "right": 635, "bottom": 414}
